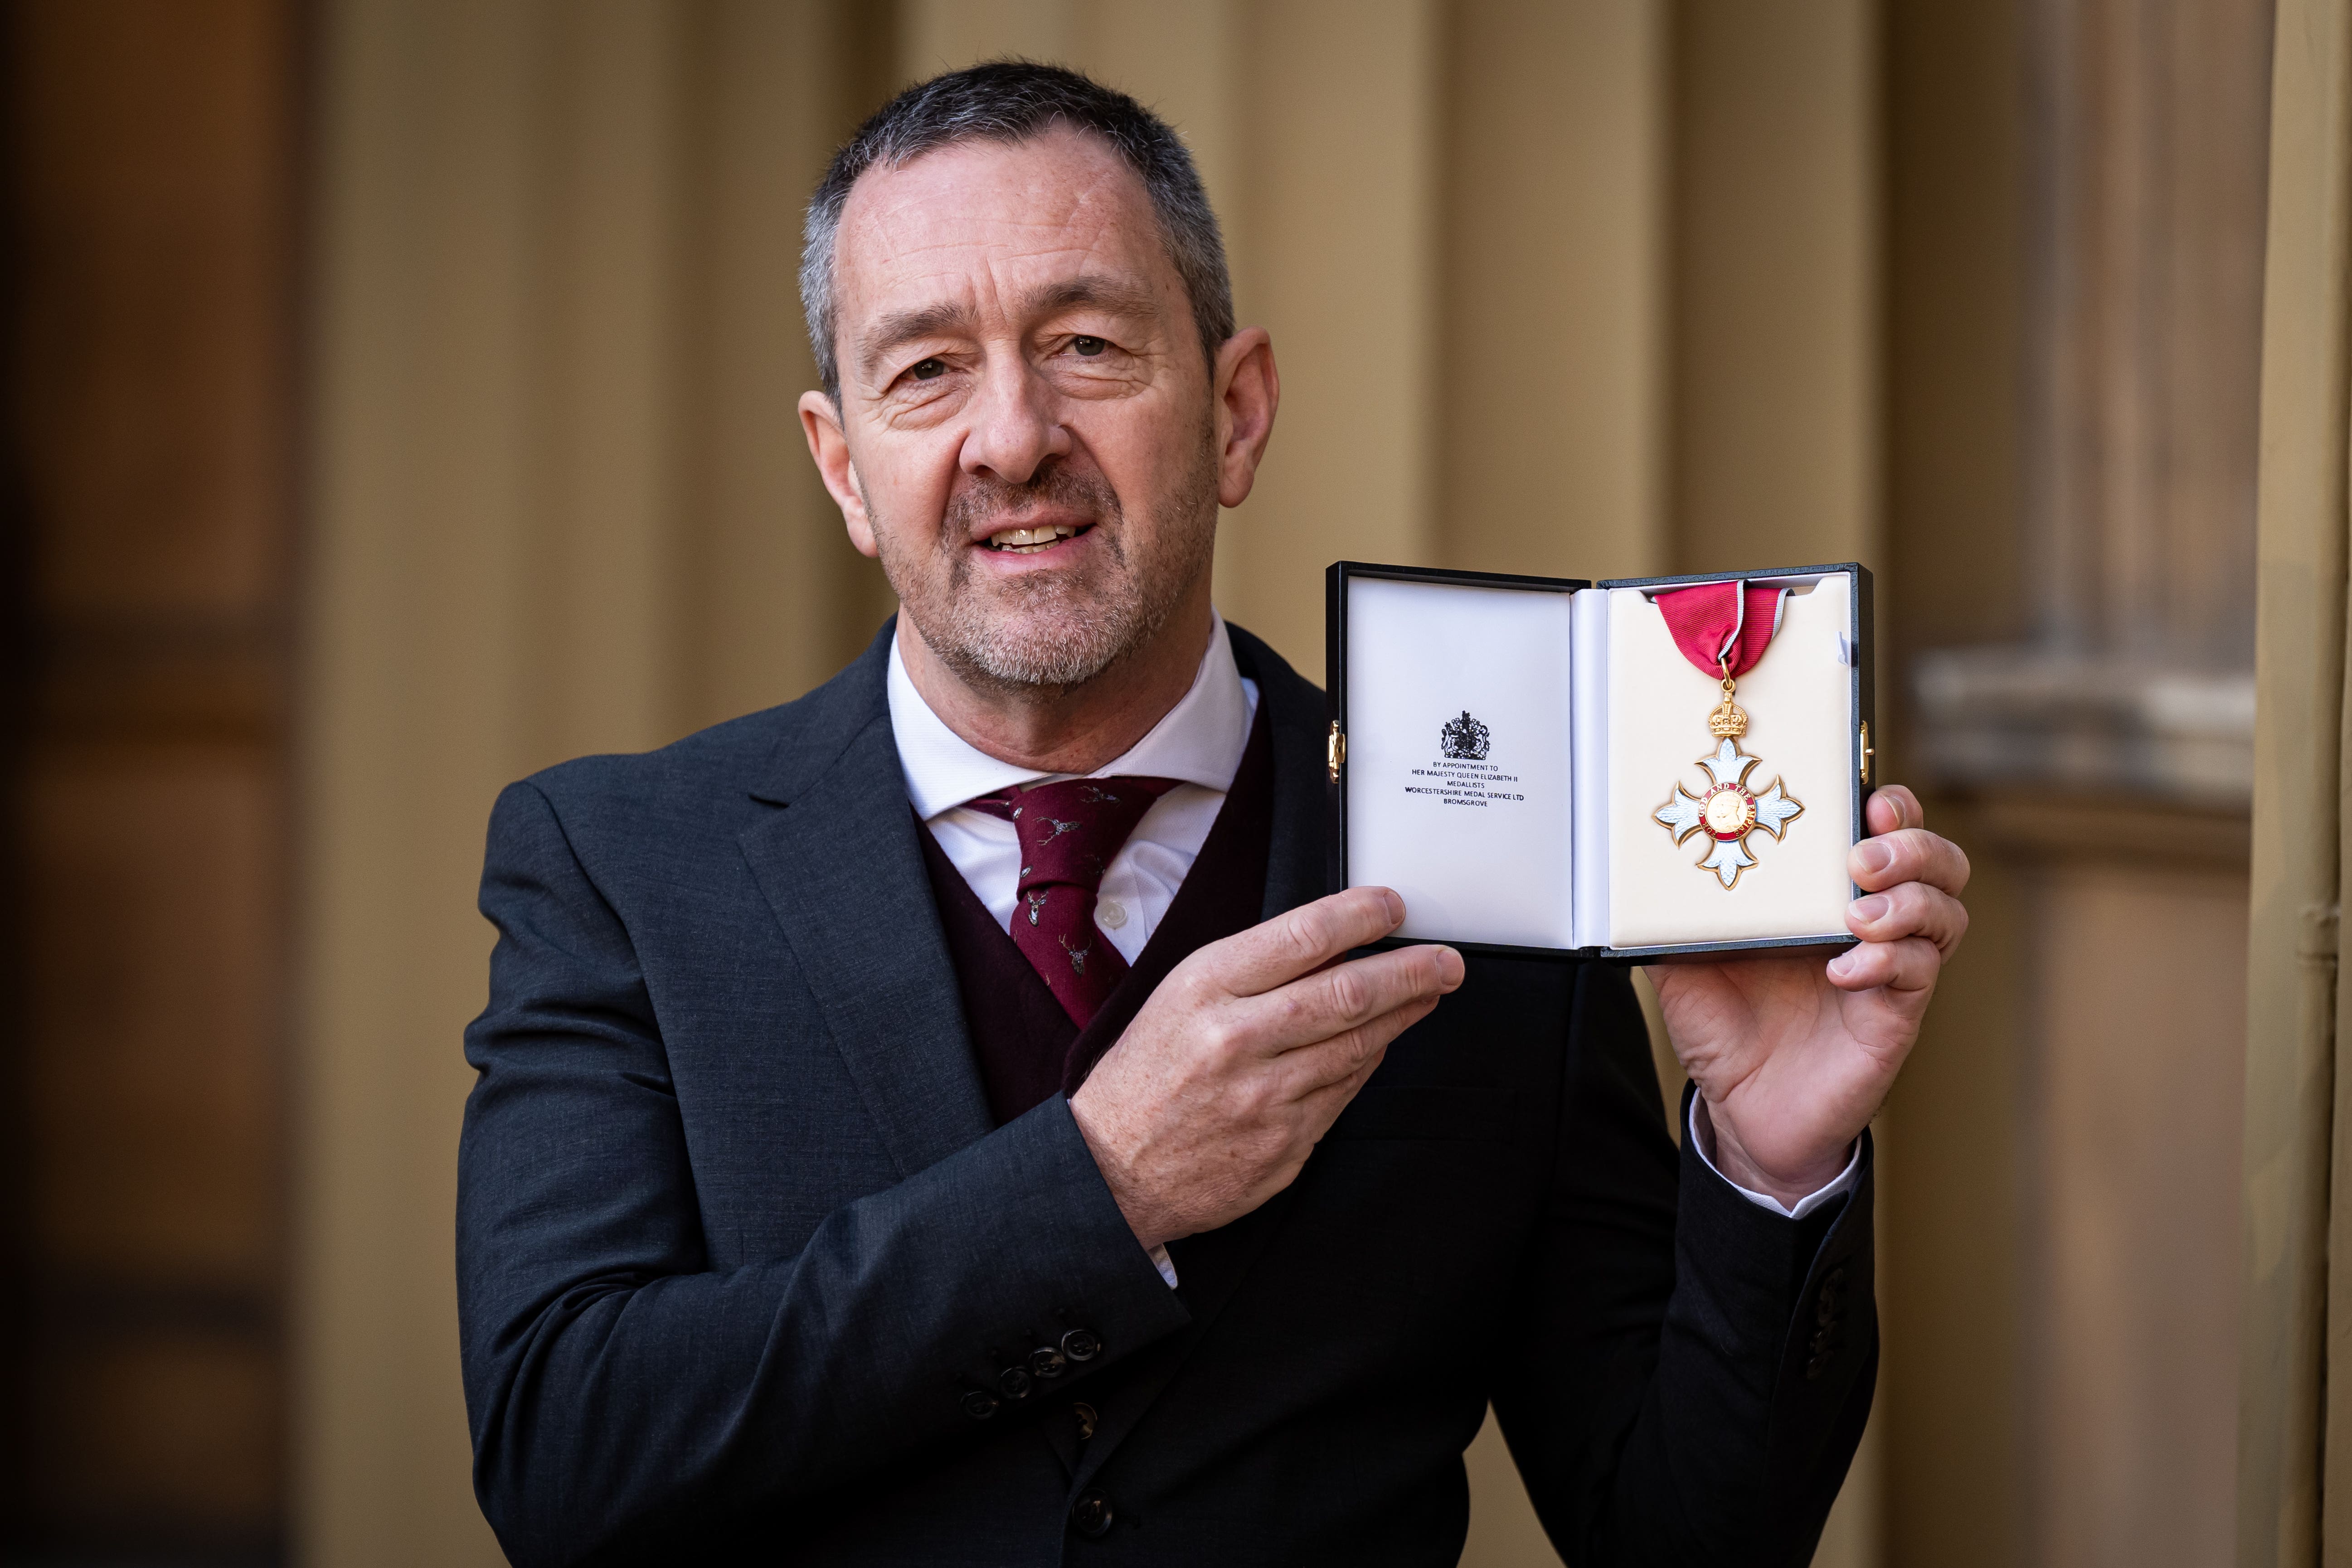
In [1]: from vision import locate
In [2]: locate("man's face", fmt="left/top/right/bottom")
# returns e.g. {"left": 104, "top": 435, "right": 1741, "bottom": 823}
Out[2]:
{"left": 816, "top": 128, "right": 1220, "bottom": 692}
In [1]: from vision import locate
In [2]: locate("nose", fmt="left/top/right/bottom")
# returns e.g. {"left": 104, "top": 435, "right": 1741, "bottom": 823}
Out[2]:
{"left": 958, "top": 350, "right": 1069, "bottom": 485}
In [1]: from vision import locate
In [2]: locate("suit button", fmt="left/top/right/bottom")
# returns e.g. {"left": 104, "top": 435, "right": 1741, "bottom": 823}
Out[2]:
{"left": 998, "top": 1364, "right": 1034, "bottom": 1401}
{"left": 1031, "top": 1344, "right": 1069, "bottom": 1379}
{"left": 961, "top": 1388, "right": 1001, "bottom": 1421}
{"left": 1070, "top": 1488, "right": 1115, "bottom": 1538}
{"left": 1061, "top": 1327, "right": 1103, "bottom": 1362}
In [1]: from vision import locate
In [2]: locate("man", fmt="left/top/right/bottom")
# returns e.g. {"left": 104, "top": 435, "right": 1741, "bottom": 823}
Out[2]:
{"left": 458, "top": 62, "right": 1968, "bottom": 1567}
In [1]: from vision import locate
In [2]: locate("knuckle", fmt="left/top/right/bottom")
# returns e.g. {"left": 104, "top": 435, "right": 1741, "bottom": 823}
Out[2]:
{"left": 1166, "top": 965, "right": 1210, "bottom": 1008}
{"left": 1281, "top": 910, "right": 1329, "bottom": 966}
{"left": 1200, "top": 1017, "right": 1240, "bottom": 1059}
{"left": 1324, "top": 966, "right": 1370, "bottom": 1019}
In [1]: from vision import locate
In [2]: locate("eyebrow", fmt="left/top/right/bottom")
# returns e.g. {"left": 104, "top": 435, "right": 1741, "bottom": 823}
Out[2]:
{"left": 853, "top": 274, "right": 1164, "bottom": 386}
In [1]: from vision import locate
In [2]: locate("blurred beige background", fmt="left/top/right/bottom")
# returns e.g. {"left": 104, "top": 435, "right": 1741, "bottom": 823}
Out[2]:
{"left": 3, "top": 0, "right": 2300, "bottom": 1564}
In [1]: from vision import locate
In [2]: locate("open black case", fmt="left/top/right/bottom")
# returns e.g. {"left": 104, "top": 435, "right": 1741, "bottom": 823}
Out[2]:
{"left": 1324, "top": 561, "right": 1875, "bottom": 961}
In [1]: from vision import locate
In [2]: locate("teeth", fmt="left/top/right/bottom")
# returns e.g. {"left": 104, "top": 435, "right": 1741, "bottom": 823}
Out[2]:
{"left": 986, "top": 524, "right": 1081, "bottom": 553}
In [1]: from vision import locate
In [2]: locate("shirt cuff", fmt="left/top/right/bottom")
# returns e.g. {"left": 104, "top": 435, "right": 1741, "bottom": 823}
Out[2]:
{"left": 1687, "top": 1095, "right": 1861, "bottom": 1221}
{"left": 1148, "top": 1243, "right": 1179, "bottom": 1288}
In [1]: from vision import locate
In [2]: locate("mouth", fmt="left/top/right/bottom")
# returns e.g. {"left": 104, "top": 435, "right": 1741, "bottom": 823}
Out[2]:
{"left": 981, "top": 522, "right": 1093, "bottom": 555}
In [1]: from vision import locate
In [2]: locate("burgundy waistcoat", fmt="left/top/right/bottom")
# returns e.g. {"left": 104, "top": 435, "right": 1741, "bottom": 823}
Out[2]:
{"left": 917, "top": 704, "right": 1276, "bottom": 1125}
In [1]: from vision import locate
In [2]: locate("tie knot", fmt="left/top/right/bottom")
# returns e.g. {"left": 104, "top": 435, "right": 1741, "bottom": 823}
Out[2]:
{"left": 968, "top": 776, "right": 1180, "bottom": 892}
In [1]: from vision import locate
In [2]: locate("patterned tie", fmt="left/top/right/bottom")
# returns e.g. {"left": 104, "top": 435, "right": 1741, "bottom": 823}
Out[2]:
{"left": 965, "top": 776, "right": 1181, "bottom": 1027}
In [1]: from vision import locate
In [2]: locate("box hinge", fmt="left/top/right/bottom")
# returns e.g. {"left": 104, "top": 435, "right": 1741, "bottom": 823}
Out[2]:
{"left": 1327, "top": 722, "right": 1346, "bottom": 781}
{"left": 1858, "top": 721, "right": 1874, "bottom": 786}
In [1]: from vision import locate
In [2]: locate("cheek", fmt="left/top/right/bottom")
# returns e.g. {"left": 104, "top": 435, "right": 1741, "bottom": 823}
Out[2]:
{"left": 1074, "top": 399, "right": 1213, "bottom": 518}
{"left": 851, "top": 427, "right": 960, "bottom": 542}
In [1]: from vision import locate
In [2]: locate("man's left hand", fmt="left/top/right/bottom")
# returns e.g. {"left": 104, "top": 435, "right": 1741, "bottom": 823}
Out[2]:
{"left": 1647, "top": 784, "right": 1968, "bottom": 1206}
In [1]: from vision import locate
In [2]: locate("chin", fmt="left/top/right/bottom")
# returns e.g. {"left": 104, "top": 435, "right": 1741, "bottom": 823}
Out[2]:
{"left": 959, "top": 621, "right": 1128, "bottom": 689}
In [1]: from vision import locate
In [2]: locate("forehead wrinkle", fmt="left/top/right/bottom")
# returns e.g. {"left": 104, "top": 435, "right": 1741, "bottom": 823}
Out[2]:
{"left": 836, "top": 134, "right": 1178, "bottom": 384}
{"left": 846, "top": 145, "right": 1146, "bottom": 280}
{"left": 1011, "top": 274, "right": 1161, "bottom": 324}
{"left": 850, "top": 250, "right": 1166, "bottom": 382}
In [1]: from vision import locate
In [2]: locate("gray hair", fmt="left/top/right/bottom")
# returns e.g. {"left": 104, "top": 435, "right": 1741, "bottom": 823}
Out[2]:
{"left": 800, "top": 61, "right": 1235, "bottom": 403}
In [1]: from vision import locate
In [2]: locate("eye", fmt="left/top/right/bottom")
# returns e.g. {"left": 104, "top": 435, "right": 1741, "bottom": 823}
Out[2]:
{"left": 1072, "top": 336, "right": 1107, "bottom": 358}
{"left": 910, "top": 357, "right": 946, "bottom": 381}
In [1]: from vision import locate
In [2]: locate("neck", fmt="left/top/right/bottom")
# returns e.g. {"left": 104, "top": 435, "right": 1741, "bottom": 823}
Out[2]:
{"left": 897, "top": 577, "right": 1217, "bottom": 774}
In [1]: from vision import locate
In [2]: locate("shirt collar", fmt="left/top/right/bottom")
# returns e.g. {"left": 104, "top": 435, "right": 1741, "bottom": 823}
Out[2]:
{"left": 889, "top": 613, "right": 1254, "bottom": 821}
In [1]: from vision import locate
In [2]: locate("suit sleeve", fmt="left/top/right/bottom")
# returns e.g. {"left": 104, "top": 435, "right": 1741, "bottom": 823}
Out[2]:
{"left": 456, "top": 782, "right": 1192, "bottom": 1568}
{"left": 1490, "top": 962, "right": 1877, "bottom": 1568}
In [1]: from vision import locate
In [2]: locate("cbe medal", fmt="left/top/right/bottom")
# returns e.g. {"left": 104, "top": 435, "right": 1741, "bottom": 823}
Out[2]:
{"left": 1651, "top": 582, "right": 1804, "bottom": 889}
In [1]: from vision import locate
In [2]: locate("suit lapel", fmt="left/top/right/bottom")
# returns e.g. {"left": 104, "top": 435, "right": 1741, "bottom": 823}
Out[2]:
{"left": 1068, "top": 625, "right": 1328, "bottom": 1487}
{"left": 1230, "top": 624, "right": 1333, "bottom": 920}
{"left": 738, "top": 704, "right": 992, "bottom": 1181}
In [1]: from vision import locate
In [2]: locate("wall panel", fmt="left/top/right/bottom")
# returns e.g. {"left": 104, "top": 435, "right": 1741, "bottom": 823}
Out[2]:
{"left": 1671, "top": 0, "right": 1880, "bottom": 576}
{"left": 1213, "top": 0, "right": 1441, "bottom": 672}
{"left": 1442, "top": 0, "right": 1668, "bottom": 584}
{"left": 3, "top": 0, "right": 299, "bottom": 1556}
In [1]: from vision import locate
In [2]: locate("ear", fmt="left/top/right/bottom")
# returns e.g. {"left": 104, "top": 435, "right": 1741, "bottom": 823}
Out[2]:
{"left": 1210, "top": 327, "right": 1279, "bottom": 510}
{"left": 799, "top": 389, "right": 879, "bottom": 558}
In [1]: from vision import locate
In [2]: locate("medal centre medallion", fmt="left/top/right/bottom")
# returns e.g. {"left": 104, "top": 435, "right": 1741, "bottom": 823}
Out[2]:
{"left": 1701, "top": 785, "right": 1755, "bottom": 840}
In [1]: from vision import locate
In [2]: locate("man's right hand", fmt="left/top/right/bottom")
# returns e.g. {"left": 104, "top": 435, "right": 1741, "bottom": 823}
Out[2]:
{"left": 1067, "top": 887, "right": 1463, "bottom": 1252}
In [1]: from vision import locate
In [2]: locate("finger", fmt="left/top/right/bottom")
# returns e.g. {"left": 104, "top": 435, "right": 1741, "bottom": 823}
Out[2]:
{"left": 1846, "top": 881, "right": 1970, "bottom": 955}
{"left": 1201, "top": 887, "right": 1409, "bottom": 998}
{"left": 1269, "top": 994, "right": 1438, "bottom": 1101}
{"left": 1243, "top": 942, "right": 1463, "bottom": 1057}
{"left": 1293, "top": 1038, "right": 1395, "bottom": 1142}
{"left": 1826, "top": 934, "right": 1942, "bottom": 994}
{"left": 1866, "top": 784, "right": 1924, "bottom": 836}
{"left": 1850, "top": 826, "right": 1970, "bottom": 896}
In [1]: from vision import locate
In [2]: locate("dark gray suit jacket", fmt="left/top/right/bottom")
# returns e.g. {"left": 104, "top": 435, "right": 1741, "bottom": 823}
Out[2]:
{"left": 457, "top": 621, "right": 1876, "bottom": 1567}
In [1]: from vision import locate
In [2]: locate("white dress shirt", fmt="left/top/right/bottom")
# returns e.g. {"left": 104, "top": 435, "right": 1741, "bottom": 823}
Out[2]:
{"left": 887, "top": 614, "right": 1860, "bottom": 1246}
{"left": 1689, "top": 1096, "right": 1861, "bottom": 1219}
{"left": 889, "top": 614, "right": 1260, "bottom": 966}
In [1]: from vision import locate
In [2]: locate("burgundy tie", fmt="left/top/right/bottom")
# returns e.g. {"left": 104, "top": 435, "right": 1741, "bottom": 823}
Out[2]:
{"left": 965, "top": 776, "right": 1180, "bottom": 1027}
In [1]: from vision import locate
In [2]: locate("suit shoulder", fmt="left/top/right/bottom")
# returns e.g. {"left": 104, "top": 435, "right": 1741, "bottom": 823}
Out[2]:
{"left": 530, "top": 679, "right": 879, "bottom": 832}
{"left": 518, "top": 704, "right": 781, "bottom": 815}
{"left": 514, "top": 624, "right": 893, "bottom": 823}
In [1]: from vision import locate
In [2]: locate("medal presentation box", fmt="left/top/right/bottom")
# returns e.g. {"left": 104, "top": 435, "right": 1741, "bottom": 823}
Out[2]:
{"left": 1324, "top": 561, "right": 1875, "bottom": 961}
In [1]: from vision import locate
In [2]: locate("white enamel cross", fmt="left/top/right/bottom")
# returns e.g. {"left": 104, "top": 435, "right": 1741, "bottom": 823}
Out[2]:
{"left": 1654, "top": 738, "right": 1804, "bottom": 889}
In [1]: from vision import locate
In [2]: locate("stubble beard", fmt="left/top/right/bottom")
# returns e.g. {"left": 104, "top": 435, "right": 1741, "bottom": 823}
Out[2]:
{"left": 877, "top": 423, "right": 1220, "bottom": 697}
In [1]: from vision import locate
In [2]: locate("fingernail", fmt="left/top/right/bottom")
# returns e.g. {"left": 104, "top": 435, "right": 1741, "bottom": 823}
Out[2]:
{"left": 1827, "top": 950, "right": 1856, "bottom": 978}
{"left": 1855, "top": 840, "right": 1893, "bottom": 876}
{"left": 1380, "top": 888, "right": 1405, "bottom": 924}
{"left": 1850, "top": 894, "right": 1890, "bottom": 924}
{"left": 1436, "top": 947, "right": 1464, "bottom": 988}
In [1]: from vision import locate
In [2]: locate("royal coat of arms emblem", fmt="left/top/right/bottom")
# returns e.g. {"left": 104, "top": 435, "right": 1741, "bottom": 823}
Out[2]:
{"left": 1439, "top": 710, "right": 1490, "bottom": 761}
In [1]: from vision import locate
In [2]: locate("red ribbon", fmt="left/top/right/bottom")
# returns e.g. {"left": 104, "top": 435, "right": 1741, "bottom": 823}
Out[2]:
{"left": 1657, "top": 581, "right": 1789, "bottom": 679}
